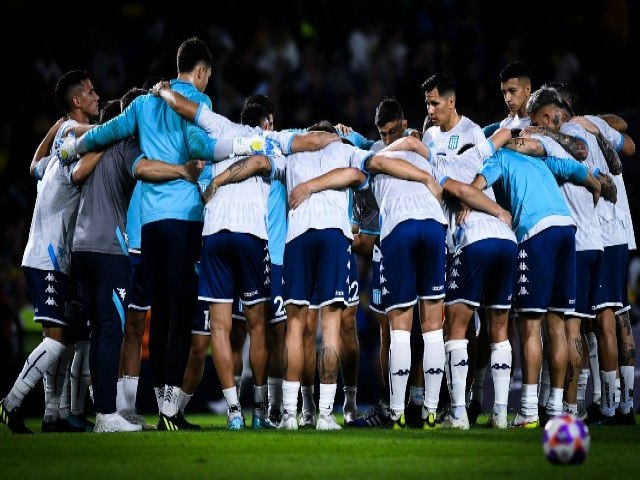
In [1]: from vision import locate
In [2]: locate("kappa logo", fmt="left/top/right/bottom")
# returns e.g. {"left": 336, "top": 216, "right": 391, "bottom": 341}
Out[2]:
{"left": 347, "top": 260, "right": 351, "bottom": 270}
{"left": 45, "top": 272, "right": 56, "bottom": 282}
{"left": 392, "top": 369, "right": 410, "bottom": 377}
{"left": 448, "top": 281, "right": 458, "bottom": 290}
{"left": 264, "top": 252, "right": 270, "bottom": 262}
{"left": 264, "top": 265, "right": 270, "bottom": 275}
{"left": 518, "top": 286, "right": 529, "bottom": 295}
{"left": 518, "top": 274, "right": 529, "bottom": 284}
{"left": 492, "top": 363, "right": 511, "bottom": 370}
{"left": 451, "top": 269, "right": 460, "bottom": 278}
{"left": 380, "top": 274, "right": 387, "bottom": 284}
{"left": 382, "top": 287, "right": 389, "bottom": 296}
{"left": 519, "top": 262, "right": 528, "bottom": 271}
{"left": 453, "top": 258, "right": 462, "bottom": 266}
{"left": 45, "top": 284, "right": 57, "bottom": 294}
{"left": 264, "top": 277, "right": 271, "bottom": 286}
{"left": 379, "top": 264, "right": 384, "bottom": 272}
{"left": 425, "top": 367, "right": 444, "bottom": 375}
{"left": 518, "top": 250, "right": 528, "bottom": 259}
{"left": 454, "top": 358, "right": 469, "bottom": 367}
{"left": 117, "top": 288, "right": 126, "bottom": 301}
{"left": 45, "top": 297, "right": 58, "bottom": 306}
{"left": 347, "top": 245, "right": 352, "bottom": 254}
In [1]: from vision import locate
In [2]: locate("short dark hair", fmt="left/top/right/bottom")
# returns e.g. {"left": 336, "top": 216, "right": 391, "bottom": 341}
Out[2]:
{"left": 99, "top": 100, "right": 121, "bottom": 124}
{"left": 375, "top": 98, "right": 404, "bottom": 127}
{"left": 499, "top": 61, "right": 531, "bottom": 83}
{"left": 55, "top": 70, "right": 90, "bottom": 113}
{"left": 541, "top": 81, "right": 575, "bottom": 115}
{"left": 526, "top": 87, "right": 566, "bottom": 116}
{"left": 306, "top": 120, "right": 337, "bottom": 134}
{"left": 121, "top": 87, "right": 147, "bottom": 111}
{"left": 421, "top": 72, "right": 456, "bottom": 97}
{"left": 243, "top": 94, "right": 275, "bottom": 116}
{"left": 241, "top": 103, "right": 270, "bottom": 128}
{"left": 177, "top": 36, "right": 213, "bottom": 74}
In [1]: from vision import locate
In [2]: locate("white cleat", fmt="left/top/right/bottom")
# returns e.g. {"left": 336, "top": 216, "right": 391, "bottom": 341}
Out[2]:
{"left": 440, "top": 410, "right": 470, "bottom": 430}
{"left": 343, "top": 409, "right": 357, "bottom": 425}
{"left": 298, "top": 411, "right": 316, "bottom": 428}
{"left": 316, "top": 414, "right": 342, "bottom": 431}
{"left": 119, "top": 410, "right": 156, "bottom": 430}
{"left": 94, "top": 412, "right": 142, "bottom": 433}
{"left": 278, "top": 413, "right": 298, "bottom": 430}
{"left": 490, "top": 409, "right": 508, "bottom": 429}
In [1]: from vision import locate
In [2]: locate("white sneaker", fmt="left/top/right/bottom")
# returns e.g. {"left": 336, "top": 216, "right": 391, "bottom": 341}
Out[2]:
{"left": 509, "top": 412, "right": 539, "bottom": 428}
{"left": 298, "top": 411, "right": 316, "bottom": 428}
{"left": 343, "top": 409, "right": 357, "bottom": 425}
{"left": 94, "top": 412, "right": 142, "bottom": 433}
{"left": 440, "top": 411, "right": 470, "bottom": 430}
{"left": 490, "top": 409, "right": 508, "bottom": 429}
{"left": 316, "top": 414, "right": 342, "bottom": 431}
{"left": 278, "top": 413, "right": 298, "bottom": 430}
{"left": 119, "top": 410, "right": 156, "bottom": 430}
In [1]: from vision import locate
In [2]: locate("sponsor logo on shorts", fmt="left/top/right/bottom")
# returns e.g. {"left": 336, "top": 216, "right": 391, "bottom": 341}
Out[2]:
{"left": 245, "top": 290, "right": 259, "bottom": 298}
{"left": 432, "top": 285, "right": 444, "bottom": 291}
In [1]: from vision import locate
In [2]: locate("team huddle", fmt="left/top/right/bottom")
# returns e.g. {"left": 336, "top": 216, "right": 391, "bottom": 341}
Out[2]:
{"left": 0, "top": 36, "right": 636, "bottom": 434}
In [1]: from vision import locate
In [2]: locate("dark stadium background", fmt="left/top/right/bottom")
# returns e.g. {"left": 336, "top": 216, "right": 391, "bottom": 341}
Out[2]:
{"left": 1, "top": 0, "right": 638, "bottom": 414}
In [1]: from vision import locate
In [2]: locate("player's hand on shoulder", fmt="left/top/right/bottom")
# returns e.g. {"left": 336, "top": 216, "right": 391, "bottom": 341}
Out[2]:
{"left": 288, "top": 182, "right": 312, "bottom": 209}
{"left": 334, "top": 123, "right": 354, "bottom": 136}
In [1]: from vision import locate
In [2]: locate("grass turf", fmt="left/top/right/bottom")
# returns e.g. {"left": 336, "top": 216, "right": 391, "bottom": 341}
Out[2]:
{"left": 1, "top": 414, "right": 639, "bottom": 479}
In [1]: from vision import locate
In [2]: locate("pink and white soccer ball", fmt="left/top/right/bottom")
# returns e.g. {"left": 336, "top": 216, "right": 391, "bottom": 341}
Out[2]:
{"left": 543, "top": 414, "right": 591, "bottom": 465}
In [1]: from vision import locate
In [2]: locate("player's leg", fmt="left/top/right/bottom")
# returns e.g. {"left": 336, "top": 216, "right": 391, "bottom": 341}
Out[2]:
{"left": 230, "top": 316, "right": 247, "bottom": 401}
{"left": 266, "top": 265, "right": 286, "bottom": 424}
{"left": 405, "top": 311, "right": 425, "bottom": 428}
{"left": 300, "top": 306, "right": 318, "bottom": 427}
{"left": 615, "top": 245, "right": 635, "bottom": 424}
{"left": 340, "top": 251, "right": 360, "bottom": 425}
{"left": 468, "top": 309, "right": 490, "bottom": 425}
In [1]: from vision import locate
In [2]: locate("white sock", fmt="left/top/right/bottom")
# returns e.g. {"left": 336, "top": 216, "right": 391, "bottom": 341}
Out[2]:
{"left": 89, "top": 385, "right": 94, "bottom": 404}
{"left": 389, "top": 329, "right": 411, "bottom": 417}
{"left": 162, "top": 385, "right": 181, "bottom": 417}
{"left": 5, "top": 337, "right": 65, "bottom": 412}
{"left": 521, "top": 384, "right": 539, "bottom": 417}
{"left": 253, "top": 384, "right": 267, "bottom": 417}
{"left": 122, "top": 376, "right": 139, "bottom": 412}
{"left": 563, "top": 401, "right": 578, "bottom": 415}
{"left": 282, "top": 380, "right": 300, "bottom": 416}
{"left": 577, "top": 369, "right": 589, "bottom": 414}
{"left": 445, "top": 339, "right": 468, "bottom": 419}
{"left": 222, "top": 386, "right": 240, "bottom": 410}
{"left": 319, "top": 383, "right": 337, "bottom": 416}
{"left": 614, "top": 377, "right": 621, "bottom": 408}
{"left": 490, "top": 341, "right": 512, "bottom": 413}
{"left": 267, "top": 377, "right": 283, "bottom": 411}
{"left": 44, "top": 343, "right": 73, "bottom": 422}
{"left": 70, "top": 339, "right": 90, "bottom": 415}
{"left": 409, "top": 386, "right": 424, "bottom": 406}
{"left": 154, "top": 386, "right": 164, "bottom": 413}
{"left": 116, "top": 378, "right": 127, "bottom": 412}
{"left": 588, "top": 333, "right": 601, "bottom": 403}
{"left": 177, "top": 388, "right": 192, "bottom": 413}
{"left": 234, "top": 375, "right": 242, "bottom": 398}
{"left": 600, "top": 370, "right": 616, "bottom": 416}
{"left": 301, "top": 385, "right": 315, "bottom": 414}
{"left": 538, "top": 354, "right": 550, "bottom": 408}
{"left": 545, "top": 387, "right": 563, "bottom": 416}
{"left": 343, "top": 386, "right": 357, "bottom": 412}
{"left": 58, "top": 345, "right": 74, "bottom": 419}
{"left": 471, "top": 366, "right": 487, "bottom": 404}
{"left": 618, "top": 366, "right": 634, "bottom": 414}
{"left": 423, "top": 329, "right": 445, "bottom": 414}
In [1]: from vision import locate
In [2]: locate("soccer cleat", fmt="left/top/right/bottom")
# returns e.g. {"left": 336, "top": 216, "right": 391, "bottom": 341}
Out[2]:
{"left": 585, "top": 407, "right": 617, "bottom": 426}
{"left": 489, "top": 409, "right": 508, "bottom": 429}
{"left": 42, "top": 416, "right": 86, "bottom": 433}
{"left": 120, "top": 410, "right": 156, "bottom": 431}
{"left": 251, "top": 415, "right": 277, "bottom": 429}
{"left": 391, "top": 413, "right": 406, "bottom": 430}
{"left": 440, "top": 411, "right": 470, "bottom": 430}
{"left": 348, "top": 403, "right": 393, "bottom": 428}
{"left": 343, "top": 409, "right": 357, "bottom": 426}
{"left": 509, "top": 413, "right": 539, "bottom": 429}
{"left": 227, "top": 414, "right": 245, "bottom": 431}
{"left": 467, "top": 399, "right": 483, "bottom": 425}
{"left": 585, "top": 402, "right": 602, "bottom": 421}
{"left": 67, "top": 413, "right": 94, "bottom": 432}
{"left": 93, "top": 412, "right": 142, "bottom": 433}
{"left": 176, "top": 411, "right": 201, "bottom": 430}
{"left": 615, "top": 410, "right": 637, "bottom": 426}
{"left": 405, "top": 402, "right": 424, "bottom": 428}
{"left": 298, "top": 411, "right": 316, "bottom": 428}
{"left": 0, "top": 400, "right": 33, "bottom": 434}
{"left": 278, "top": 413, "right": 298, "bottom": 430}
{"left": 422, "top": 411, "right": 439, "bottom": 430}
{"left": 316, "top": 414, "right": 342, "bottom": 431}
{"left": 267, "top": 407, "right": 283, "bottom": 426}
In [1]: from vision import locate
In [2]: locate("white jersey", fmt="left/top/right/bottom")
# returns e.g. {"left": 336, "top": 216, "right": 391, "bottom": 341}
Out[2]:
{"left": 370, "top": 140, "right": 385, "bottom": 152}
{"left": 272, "top": 142, "right": 372, "bottom": 243}
{"left": 584, "top": 115, "right": 635, "bottom": 249}
{"left": 371, "top": 150, "right": 447, "bottom": 241}
{"left": 429, "top": 140, "right": 516, "bottom": 251}
{"left": 422, "top": 116, "right": 485, "bottom": 156}
{"left": 533, "top": 127, "right": 602, "bottom": 252}
{"left": 195, "top": 104, "right": 296, "bottom": 154}
{"left": 499, "top": 114, "right": 531, "bottom": 130}
{"left": 202, "top": 156, "right": 270, "bottom": 239}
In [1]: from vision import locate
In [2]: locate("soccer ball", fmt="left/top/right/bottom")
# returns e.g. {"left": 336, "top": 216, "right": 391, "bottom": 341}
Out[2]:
{"left": 542, "top": 414, "right": 591, "bottom": 465}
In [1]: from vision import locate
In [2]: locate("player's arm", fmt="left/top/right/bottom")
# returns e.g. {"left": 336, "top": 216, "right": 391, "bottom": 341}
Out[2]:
{"left": 203, "top": 154, "right": 272, "bottom": 202}
{"left": 133, "top": 158, "right": 203, "bottom": 183}
{"left": 441, "top": 177, "right": 511, "bottom": 226}
{"left": 364, "top": 151, "right": 442, "bottom": 201}
{"left": 503, "top": 136, "right": 546, "bottom": 156}
{"left": 70, "top": 151, "right": 105, "bottom": 185}
{"left": 545, "top": 156, "right": 601, "bottom": 205}
{"left": 483, "top": 122, "right": 501, "bottom": 138}
{"left": 30, "top": 116, "right": 66, "bottom": 177}
{"left": 568, "top": 116, "right": 623, "bottom": 174}
{"left": 288, "top": 168, "right": 366, "bottom": 209}
{"left": 152, "top": 81, "right": 198, "bottom": 121}
{"left": 290, "top": 131, "right": 341, "bottom": 153}
{"left": 379, "top": 136, "right": 431, "bottom": 159}
{"left": 598, "top": 114, "right": 627, "bottom": 133}
{"left": 521, "top": 126, "right": 588, "bottom": 160}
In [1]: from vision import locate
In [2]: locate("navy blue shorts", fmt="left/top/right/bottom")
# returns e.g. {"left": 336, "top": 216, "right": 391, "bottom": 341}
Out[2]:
{"left": 574, "top": 250, "right": 604, "bottom": 318}
{"left": 128, "top": 251, "right": 149, "bottom": 312}
{"left": 23, "top": 267, "right": 71, "bottom": 327}
{"left": 191, "top": 300, "right": 212, "bottom": 336}
{"left": 369, "top": 245, "right": 385, "bottom": 314}
{"left": 232, "top": 264, "right": 287, "bottom": 323}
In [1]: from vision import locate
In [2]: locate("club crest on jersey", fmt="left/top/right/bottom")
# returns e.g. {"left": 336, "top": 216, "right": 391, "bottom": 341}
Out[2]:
{"left": 448, "top": 135, "right": 460, "bottom": 150}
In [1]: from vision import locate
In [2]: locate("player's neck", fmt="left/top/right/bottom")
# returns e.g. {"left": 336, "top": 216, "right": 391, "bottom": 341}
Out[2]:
{"left": 68, "top": 110, "right": 91, "bottom": 125}
{"left": 440, "top": 111, "right": 461, "bottom": 132}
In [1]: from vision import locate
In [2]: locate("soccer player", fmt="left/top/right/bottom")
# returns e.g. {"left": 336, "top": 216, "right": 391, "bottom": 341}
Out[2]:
{"left": 421, "top": 72, "right": 486, "bottom": 155}
{"left": 470, "top": 123, "right": 601, "bottom": 428}
{"left": 1, "top": 70, "right": 99, "bottom": 434}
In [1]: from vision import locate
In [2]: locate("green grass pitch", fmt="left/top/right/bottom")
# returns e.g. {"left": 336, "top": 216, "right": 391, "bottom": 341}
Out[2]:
{"left": 1, "top": 414, "right": 639, "bottom": 479}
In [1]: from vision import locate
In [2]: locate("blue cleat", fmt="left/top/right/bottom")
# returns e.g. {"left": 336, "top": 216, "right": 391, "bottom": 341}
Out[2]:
{"left": 251, "top": 416, "right": 277, "bottom": 429}
{"left": 227, "top": 414, "right": 245, "bottom": 431}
